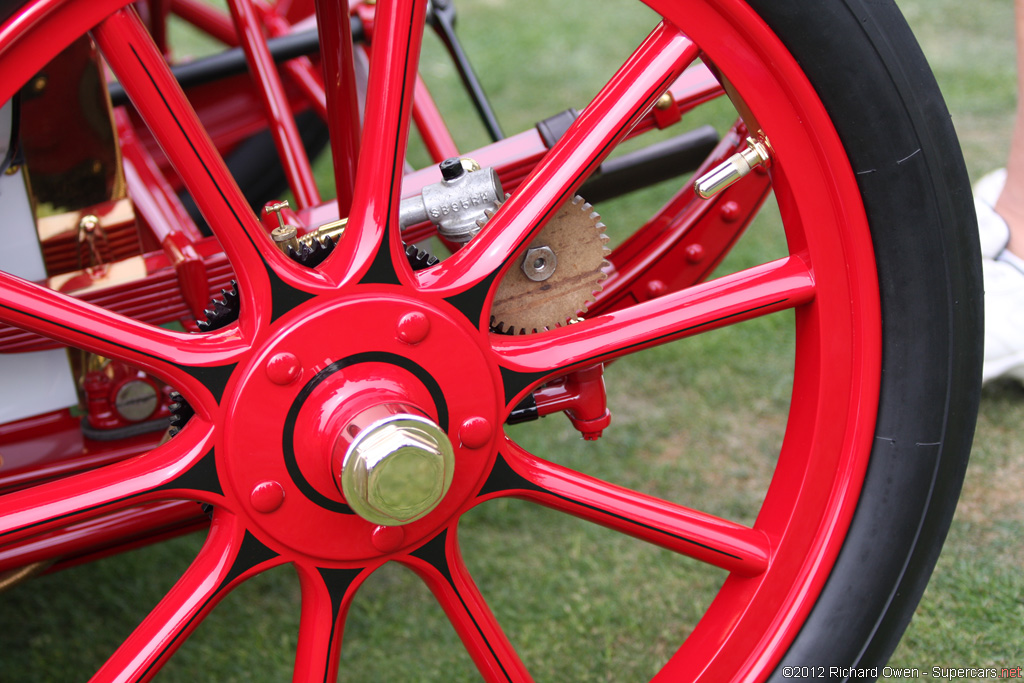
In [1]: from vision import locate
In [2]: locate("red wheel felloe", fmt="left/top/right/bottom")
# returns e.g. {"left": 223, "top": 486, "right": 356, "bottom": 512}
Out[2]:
{"left": 0, "top": 0, "right": 979, "bottom": 679}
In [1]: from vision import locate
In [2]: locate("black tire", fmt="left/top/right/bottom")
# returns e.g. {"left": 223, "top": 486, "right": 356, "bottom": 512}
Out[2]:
{"left": 742, "top": 0, "right": 983, "bottom": 674}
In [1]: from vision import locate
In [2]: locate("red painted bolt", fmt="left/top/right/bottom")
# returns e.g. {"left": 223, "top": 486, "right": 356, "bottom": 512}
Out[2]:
{"left": 266, "top": 352, "right": 301, "bottom": 385}
{"left": 459, "top": 416, "right": 492, "bottom": 449}
{"left": 720, "top": 200, "right": 741, "bottom": 223}
{"left": 645, "top": 279, "right": 668, "bottom": 300}
{"left": 371, "top": 524, "right": 405, "bottom": 553}
{"left": 685, "top": 244, "right": 705, "bottom": 264}
{"left": 250, "top": 480, "right": 285, "bottom": 513}
{"left": 396, "top": 311, "right": 430, "bottom": 345}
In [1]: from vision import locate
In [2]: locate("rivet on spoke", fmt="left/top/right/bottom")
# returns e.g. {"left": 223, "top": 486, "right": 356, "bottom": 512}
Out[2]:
{"left": 720, "top": 200, "right": 741, "bottom": 223}
{"left": 645, "top": 280, "right": 667, "bottom": 301}
{"left": 396, "top": 311, "right": 430, "bottom": 345}
{"left": 251, "top": 480, "right": 285, "bottom": 513}
{"left": 266, "top": 352, "right": 301, "bottom": 385}
{"left": 459, "top": 416, "right": 492, "bottom": 449}
{"left": 371, "top": 525, "right": 405, "bottom": 553}
{"left": 685, "top": 244, "right": 705, "bottom": 264}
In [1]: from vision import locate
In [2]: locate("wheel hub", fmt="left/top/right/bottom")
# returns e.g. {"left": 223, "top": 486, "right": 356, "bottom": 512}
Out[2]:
{"left": 220, "top": 292, "right": 498, "bottom": 562}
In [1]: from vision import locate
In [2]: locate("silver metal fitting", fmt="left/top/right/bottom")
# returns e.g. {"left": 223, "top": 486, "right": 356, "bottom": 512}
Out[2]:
{"left": 521, "top": 245, "right": 557, "bottom": 282}
{"left": 340, "top": 412, "right": 455, "bottom": 526}
{"left": 693, "top": 134, "right": 772, "bottom": 199}
{"left": 399, "top": 159, "right": 504, "bottom": 243}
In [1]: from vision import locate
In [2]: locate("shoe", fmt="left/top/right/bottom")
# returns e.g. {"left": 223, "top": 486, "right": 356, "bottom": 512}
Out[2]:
{"left": 974, "top": 169, "right": 1012, "bottom": 259}
{"left": 982, "top": 255, "right": 1024, "bottom": 383}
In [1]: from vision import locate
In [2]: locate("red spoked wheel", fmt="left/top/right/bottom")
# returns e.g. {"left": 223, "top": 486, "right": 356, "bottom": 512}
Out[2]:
{"left": 0, "top": 0, "right": 980, "bottom": 680}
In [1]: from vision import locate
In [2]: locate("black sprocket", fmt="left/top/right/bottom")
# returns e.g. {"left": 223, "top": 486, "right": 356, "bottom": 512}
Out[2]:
{"left": 197, "top": 281, "right": 240, "bottom": 332}
{"left": 287, "top": 234, "right": 336, "bottom": 268}
{"left": 283, "top": 233, "right": 436, "bottom": 271}
{"left": 167, "top": 391, "right": 194, "bottom": 438}
{"left": 405, "top": 243, "right": 438, "bottom": 270}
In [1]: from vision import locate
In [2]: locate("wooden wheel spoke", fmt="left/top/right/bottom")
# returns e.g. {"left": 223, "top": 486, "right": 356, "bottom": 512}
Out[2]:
{"left": 292, "top": 563, "right": 370, "bottom": 683}
{"left": 0, "top": 269, "right": 245, "bottom": 398}
{"left": 90, "top": 514, "right": 283, "bottom": 682}
{"left": 403, "top": 529, "right": 532, "bottom": 683}
{"left": 0, "top": 421, "right": 220, "bottom": 546}
{"left": 478, "top": 442, "right": 769, "bottom": 577}
{"left": 320, "top": 0, "right": 428, "bottom": 287}
{"left": 492, "top": 256, "right": 814, "bottom": 400}
{"left": 92, "top": 8, "right": 280, "bottom": 329}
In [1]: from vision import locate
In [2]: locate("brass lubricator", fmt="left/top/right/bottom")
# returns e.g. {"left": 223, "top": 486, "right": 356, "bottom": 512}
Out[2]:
{"left": 265, "top": 200, "right": 347, "bottom": 257}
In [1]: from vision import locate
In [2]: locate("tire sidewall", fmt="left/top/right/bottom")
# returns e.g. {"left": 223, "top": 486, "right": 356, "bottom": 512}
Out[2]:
{"left": 736, "top": 0, "right": 983, "bottom": 674}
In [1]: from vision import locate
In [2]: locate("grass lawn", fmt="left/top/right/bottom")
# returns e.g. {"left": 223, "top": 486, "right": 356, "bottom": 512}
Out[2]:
{"left": 0, "top": 0, "right": 1021, "bottom": 680}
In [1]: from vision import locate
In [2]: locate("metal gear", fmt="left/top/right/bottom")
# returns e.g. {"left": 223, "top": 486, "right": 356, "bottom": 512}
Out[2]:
{"left": 405, "top": 243, "right": 439, "bottom": 271}
{"left": 284, "top": 233, "right": 435, "bottom": 271}
{"left": 490, "top": 195, "right": 609, "bottom": 334}
{"left": 197, "top": 280, "right": 240, "bottom": 332}
{"left": 167, "top": 391, "right": 194, "bottom": 438}
{"left": 287, "top": 234, "right": 336, "bottom": 268}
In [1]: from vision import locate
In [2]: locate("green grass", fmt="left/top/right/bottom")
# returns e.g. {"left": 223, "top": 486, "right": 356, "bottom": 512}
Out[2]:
{"left": 0, "top": 0, "right": 1021, "bottom": 680}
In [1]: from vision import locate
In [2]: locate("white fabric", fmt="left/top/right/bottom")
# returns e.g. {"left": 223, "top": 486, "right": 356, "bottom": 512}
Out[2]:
{"left": 982, "top": 256, "right": 1024, "bottom": 383}
{"left": 973, "top": 168, "right": 1011, "bottom": 259}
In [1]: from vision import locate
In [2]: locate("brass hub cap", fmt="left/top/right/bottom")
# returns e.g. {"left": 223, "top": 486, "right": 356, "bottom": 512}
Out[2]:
{"left": 336, "top": 407, "right": 454, "bottom": 526}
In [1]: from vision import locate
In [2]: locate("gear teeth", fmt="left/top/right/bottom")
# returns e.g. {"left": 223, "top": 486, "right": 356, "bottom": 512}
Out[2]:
{"left": 287, "top": 234, "right": 336, "bottom": 269}
{"left": 197, "top": 280, "right": 240, "bottom": 332}
{"left": 488, "top": 317, "right": 515, "bottom": 335}
{"left": 286, "top": 242, "right": 312, "bottom": 265}
{"left": 475, "top": 199, "right": 504, "bottom": 231}
{"left": 491, "top": 193, "right": 609, "bottom": 335}
{"left": 167, "top": 391, "right": 195, "bottom": 438}
{"left": 405, "top": 243, "right": 439, "bottom": 271}
{"left": 477, "top": 209, "right": 495, "bottom": 230}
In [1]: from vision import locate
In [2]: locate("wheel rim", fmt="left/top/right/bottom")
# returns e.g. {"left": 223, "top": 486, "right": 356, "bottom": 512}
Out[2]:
{"left": 0, "top": 0, "right": 881, "bottom": 680}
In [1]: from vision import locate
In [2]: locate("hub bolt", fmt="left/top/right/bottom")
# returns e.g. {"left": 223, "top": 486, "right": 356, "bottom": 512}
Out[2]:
{"left": 251, "top": 480, "right": 285, "bottom": 513}
{"left": 265, "top": 352, "right": 301, "bottom": 385}
{"left": 396, "top": 311, "right": 430, "bottom": 345}
{"left": 459, "top": 416, "right": 492, "bottom": 449}
{"left": 371, "top": 525, "right": 406, "bottom": 553}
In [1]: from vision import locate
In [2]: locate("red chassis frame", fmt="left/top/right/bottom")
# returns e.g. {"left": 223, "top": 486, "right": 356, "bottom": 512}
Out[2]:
{"left": 0, "top": 0, "right": 881, "bottom": 680}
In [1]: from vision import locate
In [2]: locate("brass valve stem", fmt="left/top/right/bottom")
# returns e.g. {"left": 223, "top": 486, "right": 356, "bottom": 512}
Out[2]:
{"left": 693, "top": 134, "right": 772, "bottom": 199}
